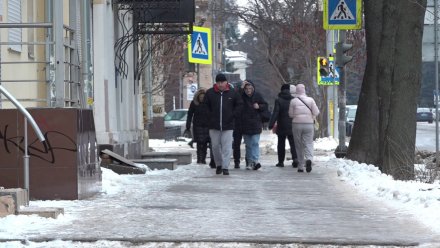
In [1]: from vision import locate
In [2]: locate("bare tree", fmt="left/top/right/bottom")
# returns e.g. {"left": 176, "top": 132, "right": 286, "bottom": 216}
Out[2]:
{"left": 227, "top": 0, "right": 328, "bottom": 135}
{"left": 347, "top": 0, "right": 427, "bottom": 180}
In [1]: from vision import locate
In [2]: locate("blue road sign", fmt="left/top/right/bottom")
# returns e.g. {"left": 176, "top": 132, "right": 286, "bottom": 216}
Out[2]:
{"left": 188, "top": 26, "right": 212, "bottom": 64}
{"left": 323, "top": 0, "right": 362, "bottom": 30}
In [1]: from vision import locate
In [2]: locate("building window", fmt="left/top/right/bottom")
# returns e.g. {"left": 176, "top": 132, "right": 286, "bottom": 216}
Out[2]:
{"left": 8, "top": 0, "right": 22, "bottom": 52}
{"left": 27, "top": 0, "right": 34, "bottom": 58}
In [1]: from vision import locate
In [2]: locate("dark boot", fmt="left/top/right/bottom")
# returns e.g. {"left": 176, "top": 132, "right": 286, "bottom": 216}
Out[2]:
{"left": 276, "top": 162, "right": 284, "bottom": 167}
{"left": 216, "top": 166, "right": 222, "bottom": 174}
{"left": 196, "top": 143, "right": 203, "bottom": 163}
{"left": 200, "top": 143, "right": 208, "bottom": 164}
{"left": 292, "top": 159, "right": 299, "bottom": 168}
{"left": 234, "top": 162, "right": 240, "bottom": 169}
{"left": 306, "top": 160, "right": 312, "bottom": 173}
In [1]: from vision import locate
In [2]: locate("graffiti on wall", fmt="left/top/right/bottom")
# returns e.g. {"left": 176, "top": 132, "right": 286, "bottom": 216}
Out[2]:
{"left": 0, "top": 125, "right": 77, "bottom": 164}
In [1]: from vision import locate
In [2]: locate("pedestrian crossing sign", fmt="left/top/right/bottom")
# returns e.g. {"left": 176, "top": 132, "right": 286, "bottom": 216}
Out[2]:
{"left": 317, "top": 56, "right": 340, "bottom": 86}
{"left": 323, "top": 0, "right": 362, "bottom": 30}
{"left": 188, "top": 26, "right": 212, "bottom": 64}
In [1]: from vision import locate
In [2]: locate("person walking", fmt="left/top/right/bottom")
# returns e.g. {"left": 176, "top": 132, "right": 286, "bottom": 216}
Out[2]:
{"left": 268, "top": 84, "right": 298, "bottom": 168}
{"left": 185, "top": 88, "right": 216, "bottom": 168}
{"left": 232, "top": 118, "right": 243, "bottom": 169}
{"left": 204, "top": 73, "right": 242, "bottom": 175}
{"left": 288, "top": 84, "right": 320, "bottom": 173}
{"left": 232, "top": 80, "right": 247, "bottom": 169}
{"left": 240, "top": 80, "right": 268, "bottom": 170}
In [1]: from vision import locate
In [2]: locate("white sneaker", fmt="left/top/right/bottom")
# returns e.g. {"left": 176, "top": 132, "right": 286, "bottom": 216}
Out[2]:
{"left": 246, "top": 162, "right": 254, "bottom": 170}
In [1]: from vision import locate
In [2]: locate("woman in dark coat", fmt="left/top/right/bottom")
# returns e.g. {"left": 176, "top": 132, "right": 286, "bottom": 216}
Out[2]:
{"left": 268, "top": 84, "right": 298, "bottom": 167}
{"left": 186, "top": 88, "right": 215, "bottom": 168}
{"left": 240, "top": 80, "right": 268, "bottom": 170}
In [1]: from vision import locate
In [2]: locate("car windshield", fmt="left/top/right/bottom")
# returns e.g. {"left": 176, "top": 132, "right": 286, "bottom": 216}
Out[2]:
{"left": 347, "top": 109, "right": 357, "bottom": 119}
{"left": 164, "top": 110, "right": 187, "bottom": 121}
{"left": 417, "top": 108, "right": 430, "bottom": 113}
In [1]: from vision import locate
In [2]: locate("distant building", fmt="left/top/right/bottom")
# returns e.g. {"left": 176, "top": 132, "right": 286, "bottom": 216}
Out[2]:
{"left": 225, "top": 49, "right": 251, "bottom": 81}
{"left": 422, "top": 0, "right": 438, "bottom": 107}
{"left": 423, "top": 0, "right": 437, "bottom": 62}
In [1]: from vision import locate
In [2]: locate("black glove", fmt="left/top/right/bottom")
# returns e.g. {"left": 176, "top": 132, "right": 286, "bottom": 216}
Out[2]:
{"left": 183, "top": 129, "right": 192, "bottom": 138}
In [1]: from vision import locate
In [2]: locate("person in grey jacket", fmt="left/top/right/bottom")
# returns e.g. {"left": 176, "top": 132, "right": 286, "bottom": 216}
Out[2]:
{"left": 204, "top": 73, "right": 242, "bottom": 175}
{"left": 288, "top": 84, "right": 319, "bottom": 173}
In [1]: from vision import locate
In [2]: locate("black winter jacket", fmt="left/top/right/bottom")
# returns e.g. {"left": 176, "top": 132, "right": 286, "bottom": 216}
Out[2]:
{"left": 240, "top": 89, "right": 268, "bottom": 135}
{"left": 204, "top": 84, "right": 242, "bottom": 131}
{"left": 268, "top": 90, "right": 294, "bottom": 136}
{"left": 186, "top": 101, "right": 210, "bottom": 142}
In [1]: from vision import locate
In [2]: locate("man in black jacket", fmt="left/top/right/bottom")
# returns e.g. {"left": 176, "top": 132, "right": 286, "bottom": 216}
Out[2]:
{"left": 268, "top": 84, "right": 298, "bottom": 167}
{"left": 204, "top": 73, "right": 242, "bottom": 175}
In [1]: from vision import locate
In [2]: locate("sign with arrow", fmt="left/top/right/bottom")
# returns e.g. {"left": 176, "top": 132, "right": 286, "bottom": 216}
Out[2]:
{"left": 188, "top": 26, "right": 212, "bottom": 64}
{"left": 323, "top": 0, "right": 362, "bottom": 30}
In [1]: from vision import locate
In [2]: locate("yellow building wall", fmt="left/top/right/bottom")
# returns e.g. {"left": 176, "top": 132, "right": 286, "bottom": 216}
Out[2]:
{"left": 1, "top": 0, "right": 73, "bottom": 109}
{"left": 0, "top": 0, "right": 47, "bottom": 108}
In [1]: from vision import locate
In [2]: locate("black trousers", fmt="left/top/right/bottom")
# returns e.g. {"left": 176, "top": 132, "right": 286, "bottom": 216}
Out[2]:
{"left": 232, "top": 129, "right": 242, "bottom": 165}
{"left": 277, "top": 134, "right": 297, "bottom": 163}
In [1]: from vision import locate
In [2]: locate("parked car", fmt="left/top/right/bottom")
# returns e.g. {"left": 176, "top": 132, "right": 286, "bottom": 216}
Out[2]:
{"left": 164, "top": 109, "right": 188, "bottom": 135}
{"left": 346, "top": 105, "right": 357, "bottom": 136}
{"left": 431, "top": 108, "right": 438, "bottom": 121}
{"left": 417, "top": 108, "right": 433, "bottom": 123}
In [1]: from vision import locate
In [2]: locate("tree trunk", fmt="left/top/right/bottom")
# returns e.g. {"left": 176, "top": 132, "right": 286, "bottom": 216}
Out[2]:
{"left": 347, "top": 0, "right": 426, "bottom": 180}
{"left": 346, "top": 0, "right": 382, "bottom": 165}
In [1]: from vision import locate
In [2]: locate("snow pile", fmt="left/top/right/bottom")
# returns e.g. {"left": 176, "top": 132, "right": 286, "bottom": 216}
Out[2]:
{"left": 330, "top": 157, "right": 440, "bottom": 233}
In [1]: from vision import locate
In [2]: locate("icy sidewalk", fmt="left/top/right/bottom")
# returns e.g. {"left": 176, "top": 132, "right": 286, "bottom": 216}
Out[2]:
{"left": 0, "top": 131, "right": 439, "bottom": 247}
{"left": 1, "top": 159, "right": 439, "bottom": 246}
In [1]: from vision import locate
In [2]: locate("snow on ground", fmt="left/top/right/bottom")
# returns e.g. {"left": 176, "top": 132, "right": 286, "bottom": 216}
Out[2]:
{"left": 0, "top": 132, "right": 439, "bottom": 247}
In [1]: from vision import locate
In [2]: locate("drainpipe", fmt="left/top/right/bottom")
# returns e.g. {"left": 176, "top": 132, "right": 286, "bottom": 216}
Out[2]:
{"left": 81, "top": 0, "right": 93, "bottom": 108}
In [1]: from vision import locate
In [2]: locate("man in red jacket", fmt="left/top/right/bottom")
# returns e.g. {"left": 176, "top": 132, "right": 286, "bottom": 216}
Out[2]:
{"left": 204, "top": 73, "right": 242, "bottom": 175}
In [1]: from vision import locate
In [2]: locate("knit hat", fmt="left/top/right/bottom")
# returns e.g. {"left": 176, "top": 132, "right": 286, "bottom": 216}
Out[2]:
{"left": 215, "top": 73, "right": 227, "bottom": 82}
{"left": 281, "top": 84, "right": 290, "bottom": 91}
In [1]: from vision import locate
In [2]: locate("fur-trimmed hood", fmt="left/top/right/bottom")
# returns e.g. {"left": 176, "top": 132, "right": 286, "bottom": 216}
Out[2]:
{"left": 193, "top": 88, "right": 207, "bottom": 105}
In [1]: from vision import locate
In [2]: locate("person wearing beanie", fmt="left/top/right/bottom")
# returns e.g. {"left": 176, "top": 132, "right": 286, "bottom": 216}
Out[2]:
{"left": 204, "top": 73, "right": 243, "bottom": 175}
{"left": 288, "top": 84, "right": 320, "bottom": 173}
{"left": 239, "top": 80, "right": 269, "bottom": 170}
{"left": 231, "top": 80, "right": 247, "bottom": 169}
{"left": 268, "top": 84, "right": 298, "bottom": 168}
{"left": 215, "top": 73, "right": 227, "bottom": 82}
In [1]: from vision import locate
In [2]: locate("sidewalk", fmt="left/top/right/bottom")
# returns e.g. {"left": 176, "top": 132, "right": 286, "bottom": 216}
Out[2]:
{"left": 1, "top": 132, "right": 440, "bottom": 247}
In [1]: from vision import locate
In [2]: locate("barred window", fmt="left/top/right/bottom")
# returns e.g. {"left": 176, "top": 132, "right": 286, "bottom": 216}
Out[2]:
{"left": 27, "top": 0, "right": 34, "bottom": 58}
{"left": 8, "top": 0, "right": 22, "bottom": 52}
